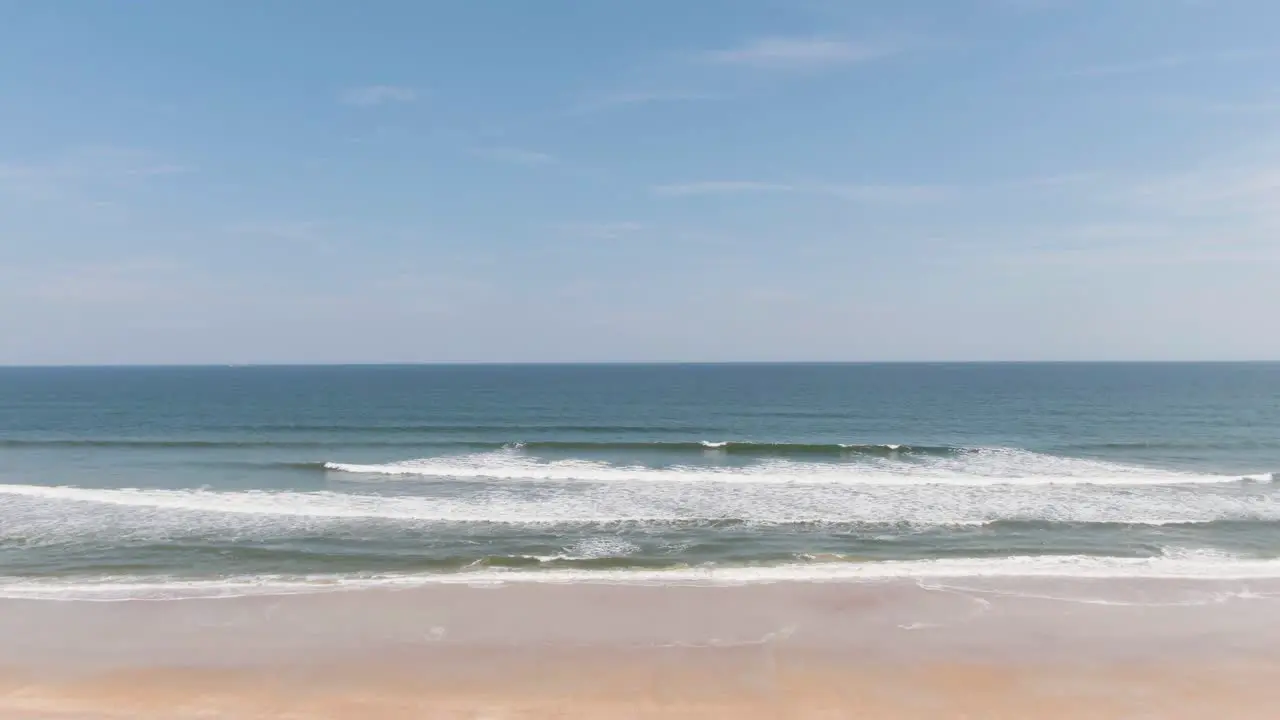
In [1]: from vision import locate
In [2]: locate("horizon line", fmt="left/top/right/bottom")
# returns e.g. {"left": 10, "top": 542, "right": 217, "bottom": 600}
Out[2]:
{"left": 2, "top": 360, "right": 1279, "bottom": 369}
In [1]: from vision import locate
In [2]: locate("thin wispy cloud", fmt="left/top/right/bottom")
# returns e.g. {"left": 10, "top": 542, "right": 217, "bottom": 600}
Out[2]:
{"left": 473, "top": 147, "right": 558, "bottom": 166}
{"left": 1074, "top": 49, "right": 1272, "bottom": 77}
{"left": 1076, "top": 55, "right": 1195, "bottom": 77}
{"left": 1189, "top": 97, "right": 1280, "bottom": 115}
{"left": 600, "top": 91, "right": 717, "bottom": 107}
{"left": 823, "top": 184, "right": 946, "bottom": 203}
{"left": 1, "top": 148, "right": 192, "bottom": 183}
{"left": 578, "top": 38, "right": 888, "bottom": 115}
{"left": 121, "top": 164, "right": 191, "bottom": 178}
{"left": 652, "top": 181, "right": 796, "bottom": 196}
{"left": 652, "top": 180, "right": 943, "bottom": 203}
{"left": 0, "top": 147, "right": 192, "bottom": 203}
{"left": 556, "top": 222, "right": 645, "bottom": 240}
{"left": 703, "top": 37, "right": 891, "bottom": 70}
{"left": 570, "top": 91, "right": 719, "bottom": 115}
{"left": 998, "top": 0, "right": 1069, "bottom": 11}
{"left": 954, "top": 154, "right": 1280, "bottom": 269}
{"left": 20, "top": 259, "right": 188, "bottom": 305}
{"left": 228, "top": 221, "right": 327, "bottom": 243}
{"left": 999, "top": 244, "right": 1279, "bottom": 268}
{"left": 340, "top": 85, "right": 418, "bottom": 106}
{"left": 1129, "top": 165, "right": 1280, "bottom": 223}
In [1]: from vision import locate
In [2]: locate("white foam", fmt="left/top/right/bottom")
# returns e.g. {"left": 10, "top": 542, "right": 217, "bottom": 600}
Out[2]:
{"left": 700, "top": 441, "right": 730, "bottom": 449}
{"left": 323, "top": 448, "right": 1253, "bottom": 487}
{"left": 0, "top": 484, "right": 451, "bottom": 520}
{"left": 543, "top": 537, "right": 642, "bottom": 562}
{"left": 2, "top": 479, "right": 1276, "bottom": 544}
{"left": 5, "top": 550, "right": 1280, "bottom": 601}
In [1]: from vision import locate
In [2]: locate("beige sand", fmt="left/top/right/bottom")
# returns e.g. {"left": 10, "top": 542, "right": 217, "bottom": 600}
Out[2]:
{"left": 2, "top": 577, "right": 1278, "bottom": 718}
{"left": 6, "top": 659, "right": 1280, "bottom": 719}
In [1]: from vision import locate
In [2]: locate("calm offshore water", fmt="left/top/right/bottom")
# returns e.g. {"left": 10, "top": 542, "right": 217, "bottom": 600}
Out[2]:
{"left": 1, "top": 364, "right": 1278, "bottom": 599}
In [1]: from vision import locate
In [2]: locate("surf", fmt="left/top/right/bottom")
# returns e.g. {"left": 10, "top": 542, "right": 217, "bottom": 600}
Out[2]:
{"left": 2, "top": 476, "right": 1276, "bottom": 539}
{"left": 5, "top": 549, "right": 1280, "bottom": 601}
{"left": 322, "top": 447, "right": 1267, "bottom": 486}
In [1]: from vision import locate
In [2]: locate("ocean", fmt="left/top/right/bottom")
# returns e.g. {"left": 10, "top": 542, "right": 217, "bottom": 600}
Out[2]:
{"left": 1, "top": 363, "right": 1278, "bottom": 600}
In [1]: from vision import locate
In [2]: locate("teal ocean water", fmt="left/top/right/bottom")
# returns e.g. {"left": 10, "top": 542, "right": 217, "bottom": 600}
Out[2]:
{"left": 2, "top": 364, "right": 1278, "bottom": 599}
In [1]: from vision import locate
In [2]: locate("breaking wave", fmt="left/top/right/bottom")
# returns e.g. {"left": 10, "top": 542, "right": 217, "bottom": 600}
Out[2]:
{"left": 322, "top": 448, "right": 1270, "bottom": 486}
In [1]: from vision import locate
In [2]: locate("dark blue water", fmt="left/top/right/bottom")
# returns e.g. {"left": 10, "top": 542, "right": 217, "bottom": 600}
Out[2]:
{"left": 1, "top": 364, "right": 1278, "bottom": 599}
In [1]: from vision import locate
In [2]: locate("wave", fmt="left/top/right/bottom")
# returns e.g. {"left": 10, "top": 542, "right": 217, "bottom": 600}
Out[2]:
{"left": 2, "top": 477, "right": 1277, "bottom": 543}
{"left": 323, "top": 448, "right": 1270, "bottom": 486}
{"left": 498, "top": 441, "right": 941, "bottom": 457}
{"left": 4, "top": 550, "right": 1280, "bottom": 600}
{"left": 224, "top": 424, "right": 717, "bottom": 434}
{"left": 9, "top": 433, "right": 1275, "bottom": 470}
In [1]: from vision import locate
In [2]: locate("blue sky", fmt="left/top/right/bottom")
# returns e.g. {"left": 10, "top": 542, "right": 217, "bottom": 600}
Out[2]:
{"left": 3, "top": 0, "right": 1279, "bottom": 363}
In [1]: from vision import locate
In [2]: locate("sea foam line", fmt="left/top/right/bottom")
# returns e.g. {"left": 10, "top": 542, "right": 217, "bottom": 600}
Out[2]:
{"left": 2, "top": 481, "right": 1277, "bottom": 530}
{"left": 4, "top": 551, "right": 1280, "bottom": 601}
{"left": 322, "top": 449, "right": 1269, "bottom": 486}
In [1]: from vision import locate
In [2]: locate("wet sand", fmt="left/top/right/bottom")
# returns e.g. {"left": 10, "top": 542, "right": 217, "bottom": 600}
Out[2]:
{"left": 2, "top": 577, "right": 1279, "bottom": 718}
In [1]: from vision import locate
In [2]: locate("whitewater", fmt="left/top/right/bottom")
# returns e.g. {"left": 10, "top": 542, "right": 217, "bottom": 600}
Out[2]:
{"left": 3, "top": 363, "right": 1279, "bottom": 600}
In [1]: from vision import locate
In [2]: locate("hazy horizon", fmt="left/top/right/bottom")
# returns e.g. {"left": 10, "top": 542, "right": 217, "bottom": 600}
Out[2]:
{"left": 4, "top": 360, "right": 1280, "bottom": 368}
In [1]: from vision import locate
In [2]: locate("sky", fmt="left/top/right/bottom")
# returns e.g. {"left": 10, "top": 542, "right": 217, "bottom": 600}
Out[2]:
{"left": 3, "top": 0, "right": 1280, "bottom": 364}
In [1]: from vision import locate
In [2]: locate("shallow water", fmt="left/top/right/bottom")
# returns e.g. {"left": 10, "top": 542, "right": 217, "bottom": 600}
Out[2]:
{"left": 2, "top": 363, "right": 1278, "bottom": 598}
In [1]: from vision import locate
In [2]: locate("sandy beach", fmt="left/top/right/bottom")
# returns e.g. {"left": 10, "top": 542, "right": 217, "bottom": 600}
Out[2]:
{"left": 3, "top": 577, "right": 1279, "bottom": 718}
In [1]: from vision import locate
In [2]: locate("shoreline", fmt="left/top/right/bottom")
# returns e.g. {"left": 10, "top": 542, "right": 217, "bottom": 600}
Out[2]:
{"left": 5, "top": 549, "right": 1280, "bottom": 602}
{"left": 3, "top": 578, "right": 1279, "bottom": 718}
